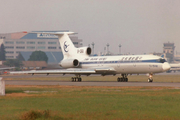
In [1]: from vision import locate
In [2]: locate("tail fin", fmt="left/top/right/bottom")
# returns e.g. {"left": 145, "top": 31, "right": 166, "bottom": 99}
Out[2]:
{"left": 56, "top": 32, "right": 76, "bottom": 59}
{"left": 31, "top": 31, "right": 77, "bottom": 59}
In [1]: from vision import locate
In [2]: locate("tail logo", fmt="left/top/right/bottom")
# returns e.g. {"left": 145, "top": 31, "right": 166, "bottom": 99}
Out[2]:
{"left": 64, "top": 41, "right": 69, "bottom": 52}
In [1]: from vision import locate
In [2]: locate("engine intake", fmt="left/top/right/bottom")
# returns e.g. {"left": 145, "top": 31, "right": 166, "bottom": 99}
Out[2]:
{"left": 77, "top": 47, "right": 92, "bottom": 56}
{"left": 73, "top": 59, "right": 79, "bottom": 66}
{"left": 86, "top": 47, "right": 91, "bottom": 55}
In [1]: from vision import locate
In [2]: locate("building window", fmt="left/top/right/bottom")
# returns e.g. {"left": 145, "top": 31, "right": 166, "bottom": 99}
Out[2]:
{"left": 6, "top": 51, "right": 14, "bottom": 54}
{"left": 27, "top": 46, "right": 35, "bottom": 49}
{"left": 5, "top": 46, "right": 14, "bottom": 49}
{"left": 16, "top": 46, "right": 25, "bottom": 49}
{"left": 73, "top": 42, "right": 78, "bottom": 45}
{"left": 5, "top": 41, "right": 14, "bottom": 44}
{"left": 38, "top": 42, "right": 46, "bottom": 44}
{"left": 6, "top": 56, "right": 14, "bottom": 58}
{"left": 48, "top": 42, "right": 56, "bottom": 44}
{"left": 16, "top": 41, "right": 25, "bottom": 44}
{"left": 0, "top": 36, "right": 6, "bottom": 39}
{"left": 27, "top": 41, "right": 35, "bottom": 44}
{"left": 48, "top": 47, "right": 56, "bottom": 49}
{"left": 16, "top": 51, "right": 20, "bottom": 54}
{"left": 37, "top": 46, "right": 46, "bottom": 49}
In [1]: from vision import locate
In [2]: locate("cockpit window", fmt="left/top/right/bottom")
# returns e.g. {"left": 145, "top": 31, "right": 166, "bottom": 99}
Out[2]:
{"left": 158, "top": 58, "right": 166, "bottom": 63}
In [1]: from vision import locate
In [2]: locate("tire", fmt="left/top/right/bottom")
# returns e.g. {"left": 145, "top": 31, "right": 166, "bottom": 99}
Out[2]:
{"left": 117, "top": 78, "right": 120, "bottom": 82}
{"left": 78, "top": 78, "right": 82, "bottom": 82}
{"left": 148, "top": 78, "right": 153, "bottom": 82}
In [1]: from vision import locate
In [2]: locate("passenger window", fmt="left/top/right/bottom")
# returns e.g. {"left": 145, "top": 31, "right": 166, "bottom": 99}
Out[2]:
{"left": 135, "top": 57, "right": 139, "bottom": 60}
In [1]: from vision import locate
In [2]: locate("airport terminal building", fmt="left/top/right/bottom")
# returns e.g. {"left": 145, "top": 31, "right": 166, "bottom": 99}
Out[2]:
{"left": 0, "top": 31, "right": 82, "bottom": 59}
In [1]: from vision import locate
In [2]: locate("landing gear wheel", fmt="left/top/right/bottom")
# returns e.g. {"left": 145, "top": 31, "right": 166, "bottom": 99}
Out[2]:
{"left": 71, "top": 77, "right": 74, "bottom": 82}
{"left": 71, "top": 77, "right": 82, "bottom": 82}
{"left": 148, "top": 78, "right": 153, "bottom": 82}
{"left": 148, "top": 73, "right": 153, "bottom": 82}
{"left": 78, "top": 78, "right": 82, "bottom": 82}
{"left": 117, "top": 77, "right": 120, "bottom": 82}
{"left": 117, "top": 75, "right": 128, "bottom": 82}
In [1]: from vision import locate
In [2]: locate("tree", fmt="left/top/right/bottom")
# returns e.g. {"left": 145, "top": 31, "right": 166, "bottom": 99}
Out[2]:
{"left": 28, "top": 51, "right": 48, "bottom": 63}
{"left": 0, "top": 44, "right": 6, "bottom": 61}
{"left": 3, "top": 59, "right": 23, "bottom": 67}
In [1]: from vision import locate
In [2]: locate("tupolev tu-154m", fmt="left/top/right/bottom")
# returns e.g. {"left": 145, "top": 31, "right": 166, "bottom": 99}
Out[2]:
{"left": 10, "top": 31, "right": 171, "bottom": 82}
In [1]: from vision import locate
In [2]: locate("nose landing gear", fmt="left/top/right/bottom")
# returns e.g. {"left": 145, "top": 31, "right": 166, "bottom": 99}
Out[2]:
{"left": 148, "top": 73, "right": 153, "bottom": 82}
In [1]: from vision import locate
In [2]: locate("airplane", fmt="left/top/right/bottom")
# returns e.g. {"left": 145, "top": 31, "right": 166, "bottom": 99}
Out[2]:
{"left": 167, "top": 63, "right": 180, "bottom": 73}
{"left": 0, "top": 67, "right": 15, "bottom": 70}
{"left": 10, "top": 31, "right": 171, "bottom": 82}
{"left": 0, "top": 67, "right": 15, "bottom": 75}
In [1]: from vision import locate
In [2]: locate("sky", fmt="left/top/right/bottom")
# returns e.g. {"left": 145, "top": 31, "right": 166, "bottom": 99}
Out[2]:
{"left": 0, "top": 0, "right": 180, "bottom": 55}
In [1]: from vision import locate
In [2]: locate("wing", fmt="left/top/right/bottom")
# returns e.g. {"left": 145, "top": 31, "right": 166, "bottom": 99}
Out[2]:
{"left": 10, "top": 67, "right": 116, "bottom": 75}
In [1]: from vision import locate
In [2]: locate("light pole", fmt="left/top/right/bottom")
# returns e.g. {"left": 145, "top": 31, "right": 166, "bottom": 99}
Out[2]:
{"left": 91, "top": 42, "right": 95, "bottom": 54}
{"left": 104, "top": 47, "right": 106, "bottom": 55}
{"left": 119, "top": 44, "right": 121, "bottom": 55}
{"left": 106, "top": 43, "right": 109, "bottom": 54}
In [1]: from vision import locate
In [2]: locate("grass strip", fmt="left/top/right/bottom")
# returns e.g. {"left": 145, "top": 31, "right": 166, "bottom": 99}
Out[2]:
{"left": 0, "top": 85, "right": 180, "bottom": 120}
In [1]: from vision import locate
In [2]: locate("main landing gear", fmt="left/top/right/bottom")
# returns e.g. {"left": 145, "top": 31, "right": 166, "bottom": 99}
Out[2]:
{"left": 71, "top": 77, "right": 82, "bottom": 82}
{"left": 117, "top": 74, "right": 128, "bottom": 82}
{"left": 148, "top": 73, "right": 153, "bottom": 82}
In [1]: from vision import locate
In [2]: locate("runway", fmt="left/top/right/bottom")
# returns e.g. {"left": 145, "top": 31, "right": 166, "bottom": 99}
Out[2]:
{"left": 2, "top": 72, "right": 180, "bottom": 87}
{"left": 5, "top": 80, "right": 180, "bottom": 87}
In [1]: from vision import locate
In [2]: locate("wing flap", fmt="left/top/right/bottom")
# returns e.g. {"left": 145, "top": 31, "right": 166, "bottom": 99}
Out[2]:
{"left": 94, "top": 68, "right": 116, "bottom": 72}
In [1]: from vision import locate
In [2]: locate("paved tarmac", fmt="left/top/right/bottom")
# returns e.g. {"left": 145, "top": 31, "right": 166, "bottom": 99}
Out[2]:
{"left": 5, "top": 80, "right": 180, "bottom": 87}
{"left": 2, "top": 72, "right": 180, "bottom": 87}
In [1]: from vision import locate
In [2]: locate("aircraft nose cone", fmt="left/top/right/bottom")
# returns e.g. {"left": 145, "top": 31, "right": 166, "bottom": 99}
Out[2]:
{"left": 162, "top": 62, "right": 171, "bottom": 71}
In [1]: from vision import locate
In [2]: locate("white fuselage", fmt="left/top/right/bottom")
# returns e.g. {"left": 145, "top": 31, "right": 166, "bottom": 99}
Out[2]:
{"left": 77, "top": 55, "right": 170, "bottom": 74}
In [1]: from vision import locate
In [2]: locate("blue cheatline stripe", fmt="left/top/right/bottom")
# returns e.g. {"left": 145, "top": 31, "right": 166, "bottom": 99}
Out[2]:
{"left": 80, "top": 59, "right": 161, "bottom": 65}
